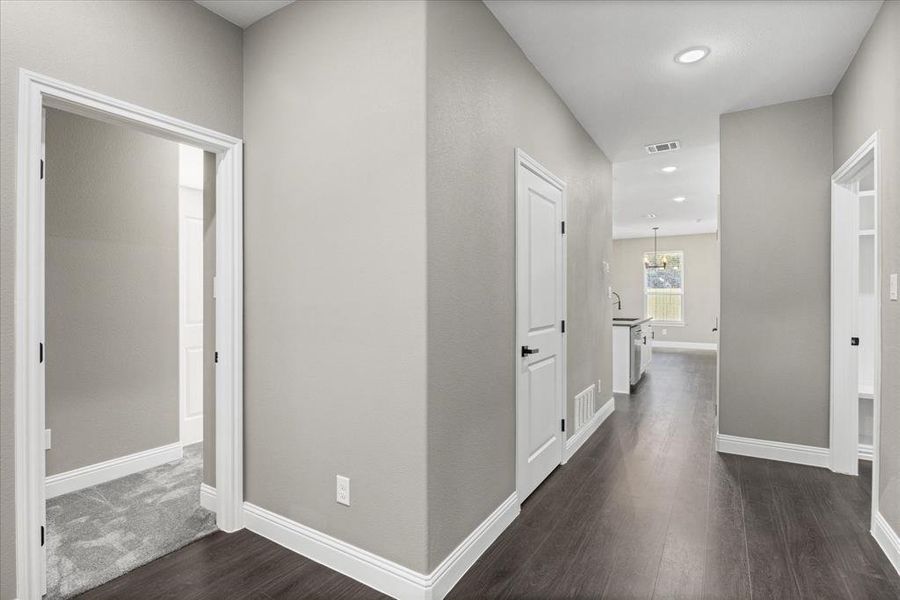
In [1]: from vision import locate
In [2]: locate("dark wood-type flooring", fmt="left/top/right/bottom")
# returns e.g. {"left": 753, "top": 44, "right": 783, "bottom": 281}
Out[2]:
{"left": 79, "top": 350, "right": 900, "bottom": 599}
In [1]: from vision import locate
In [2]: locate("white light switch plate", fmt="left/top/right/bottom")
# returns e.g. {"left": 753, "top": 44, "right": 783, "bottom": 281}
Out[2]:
{"left": 608, "top": 286, "right": 612, "bottom": 299}
{"left": 336, "top": 475, "right": 350, "bottom": 506}
{"left": 890, "top": 273, "right": 898, "bottom": 301}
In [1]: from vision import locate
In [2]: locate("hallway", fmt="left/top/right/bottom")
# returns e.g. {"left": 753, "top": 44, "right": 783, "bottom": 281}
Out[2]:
{"left": 448, "top": 350, "right": 899, "bottom": 599}
{"left": 78, "top": 350, "right": 900, "bottom": 598}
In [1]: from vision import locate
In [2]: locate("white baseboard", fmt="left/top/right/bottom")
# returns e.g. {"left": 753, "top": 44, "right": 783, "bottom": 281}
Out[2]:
{"left": 45, "top": 442, "right": 183, "bottom": 499}
{"left": 715, "top": 434, "right": 830, "bottom": 468}
{"left": 652, "top": 341, "right": 717, "bottom": 351}
{"left": 200, "top": 482, "right": 217, "bottom": 512}
{"left": 859, "top": 443, "right": 874, "bottom": 461}
{"left": 427, "top": 493, "right": 519, "bottom": 599}
{"left": 872, "top": 511, "right": 900, "bottom": 576}
{"left": 244, "top": 492, "right": 519, "bottom": 600}
{"left": 565, "top": 396, "right": 614, "bottom": 462}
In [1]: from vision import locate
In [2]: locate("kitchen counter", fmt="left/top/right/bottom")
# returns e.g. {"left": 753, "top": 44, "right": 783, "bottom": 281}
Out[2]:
{"left": 612, "top": 316, "right": 653, "bottom": 327}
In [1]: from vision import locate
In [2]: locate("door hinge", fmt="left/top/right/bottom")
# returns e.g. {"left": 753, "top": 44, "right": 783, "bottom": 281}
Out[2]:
{"left": 561, "top": 419, "right": 566, "bottom": 432}
{"left": 39, "top": 342, "right": 43, "bottom": 363}
{"left": 561, "top": 319, "right": 566, "bottom": 333}
{"left": 561, "top": 221, "right": 566, "bottom": 234}
{"left": 214, "top": 351, "right": 219, "bottom": 363}
{"left": 41, "top": 525, "right": 45, "bottom": 546}
{"left": 851, "top": 337, "right": 860, "bottom": 346}
{"left": 40, "top": 159, "right": 44, "bottom": 180}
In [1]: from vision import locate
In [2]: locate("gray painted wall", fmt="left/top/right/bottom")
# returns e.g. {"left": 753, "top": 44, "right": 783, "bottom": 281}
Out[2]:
{"left": 611, "top": 234, "right": 719, "bottom": 345}
{"left": 0, "top": 2, "right": 242, "bottom": 595}
{"left": 833, "top": 0, "right": 900, "bottom": 532}
{"left": 719, "top": 96, "right": 833, "bottom": 448}
{"left": 203, "top": 151, "right": 216, "bottom": 486}
{"left": 425, "top": 0, "right": 613, "bottom": 570}
{"left": 45, "top": 108, "right": 179, "bottom": 476}
{"left": 242, "top": 0, "right": 429, "bottom": 572}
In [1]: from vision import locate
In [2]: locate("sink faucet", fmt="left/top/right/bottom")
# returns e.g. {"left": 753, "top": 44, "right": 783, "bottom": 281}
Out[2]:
{"left": 611, "top": 291, "right": 622, "bottom": 311}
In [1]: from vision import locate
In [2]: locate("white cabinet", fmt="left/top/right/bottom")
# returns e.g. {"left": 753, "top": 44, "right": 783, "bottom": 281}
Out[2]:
{"left": 613, "top": 319, "right": 653, "bottom": 394}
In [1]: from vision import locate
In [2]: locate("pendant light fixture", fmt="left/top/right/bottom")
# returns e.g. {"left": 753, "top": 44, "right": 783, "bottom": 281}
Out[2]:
{"left": 644, "top": 226, "right": 667, "bottom": 270}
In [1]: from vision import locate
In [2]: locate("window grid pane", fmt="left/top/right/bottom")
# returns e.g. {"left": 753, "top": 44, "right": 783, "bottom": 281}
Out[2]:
{"left": 646, "top": 292, "right": 683, "bottom": 322}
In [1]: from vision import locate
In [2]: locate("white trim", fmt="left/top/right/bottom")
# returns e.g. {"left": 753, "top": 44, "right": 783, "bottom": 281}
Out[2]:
{"left": 14, "top": 69, "right": 244, "bottom": 600}
{"left": 652, "top": 341, "right": 717, "bottom": 351}
{"left": 200, "top": 483, "right": 217, "bottom": 513}
{"left": 45, "top": 443, "right": 182, "bottom": 499}
{"left": 426, "top": 493, "right": 519, "bottom": 600}
{"left": 858, "top": 444, "right": 873, "bottom": 462}
{"left": 565, "top": 396, "right": 614, "bottom": 461}
{"left": 244, "top": 493, "right": 519, "bottom": 600}
{"left": 872, "top": 511, "right": 900, "bottom": 576}
{"left": 715, "top": 434, "right": 830, "bottom": 468}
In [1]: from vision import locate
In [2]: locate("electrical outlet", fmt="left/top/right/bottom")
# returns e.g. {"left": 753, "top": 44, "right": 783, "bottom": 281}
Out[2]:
{"left": 336, "top": 475, "right": 350, "bottom": 506}
{"left": 662, "top": 328, "right": 667, "bottom": 336}
{"left": 603, "top": 261, "right": 610, "bottom": 274}
{"left": 597, "top": 379, "right": 602, "bottom": 393}
{"left": 45, "top": 429, "right": 51, "bottom": 450}
{"left": 890, "top": 273, "right": 898, "bottom": 301}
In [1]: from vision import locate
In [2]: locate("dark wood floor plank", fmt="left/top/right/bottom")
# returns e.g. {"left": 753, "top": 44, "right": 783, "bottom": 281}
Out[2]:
{"left": 768, "top": 462, "right": 855, "bottom": 600}
{"left": 790, "top": 461, "right": 900, "bottom": 600}
{"left": 738, "top": 457, "right": 802, "bottom": 600}
{"left": 701, "top": 452, "right": 753, "bottom": 600}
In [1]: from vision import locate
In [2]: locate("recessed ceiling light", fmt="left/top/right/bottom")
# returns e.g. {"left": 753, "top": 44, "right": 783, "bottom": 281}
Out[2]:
{"left": 675, "top": 46, "right": 710, "bottom": 64}
{"left": 672, "top": 196, "right": 686, "bottom": 203}
{"left": 645, "top": 213, "right": 657, "bottom": 219}
{"left": 661, "top": 166, "right": 677, "bottom": 173}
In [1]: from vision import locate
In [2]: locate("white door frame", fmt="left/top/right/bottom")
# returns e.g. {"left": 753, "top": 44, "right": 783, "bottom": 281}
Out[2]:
{"left": 14, "top": 69, "right": 244, "bottom": 600}
{"left": 514, "top": 148, "right": 567, "bottom": 503}
{"left": 829, "top": 132, "right": 880, "bottom": 503}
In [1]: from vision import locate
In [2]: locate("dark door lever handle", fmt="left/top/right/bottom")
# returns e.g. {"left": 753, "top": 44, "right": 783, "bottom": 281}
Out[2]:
{"left": 851, "top": 337, "right": 859, "bottom": 346}
{"left": 521, "top": 346, "right": 540, "bottom": 357}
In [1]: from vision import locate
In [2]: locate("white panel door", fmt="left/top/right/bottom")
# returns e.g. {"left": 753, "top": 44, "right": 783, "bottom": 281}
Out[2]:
{"left": 516, "top": 150, "right": 566, "bottom": 502}
{"left": 179, "top": 185, "right": 204, "bottom": 444}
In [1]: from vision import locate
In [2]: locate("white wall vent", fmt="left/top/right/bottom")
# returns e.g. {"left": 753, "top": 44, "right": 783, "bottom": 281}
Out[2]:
{"left": 574, "top": 384, "right": 596, "bottom": 432}
{"left": 645, "top": 140, "right": 681, "bottom": 154}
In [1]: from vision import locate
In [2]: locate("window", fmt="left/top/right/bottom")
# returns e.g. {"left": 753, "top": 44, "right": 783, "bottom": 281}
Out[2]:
{"left": 644, "top": 250, "right": 684, "bottom": 324}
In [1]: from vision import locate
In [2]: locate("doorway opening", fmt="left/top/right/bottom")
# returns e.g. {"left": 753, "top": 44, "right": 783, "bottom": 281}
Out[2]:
{"left": 14, "top": 70, "right": 244, "bottom": 600}
{"left": 40, "top": 110, "right": 217, "bottom": 598}
{"left": 830, "top": 132, "right": 880, "bottom": 501}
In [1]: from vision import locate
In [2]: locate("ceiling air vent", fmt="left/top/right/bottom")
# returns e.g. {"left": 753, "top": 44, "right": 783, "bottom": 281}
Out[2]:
{"left": 645, "top": 140, "right": 681, "bottom": 154}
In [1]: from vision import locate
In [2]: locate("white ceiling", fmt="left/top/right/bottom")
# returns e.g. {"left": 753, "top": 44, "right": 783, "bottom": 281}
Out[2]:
{"left": 485, "top": 0, "right": 882, "bottom": 238}
{"left": 613, "top": 143, "right": 718, "bottom": 239}
{"left": 195, "top": 0, "right": 294, "bottom": 28}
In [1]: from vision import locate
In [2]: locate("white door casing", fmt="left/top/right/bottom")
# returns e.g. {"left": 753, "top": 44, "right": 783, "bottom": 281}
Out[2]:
{"left": 516, "top": 149, "right": 566, "bottom": 503}
{"left": 179, "top": 144, "right": 204, "bottom": 445}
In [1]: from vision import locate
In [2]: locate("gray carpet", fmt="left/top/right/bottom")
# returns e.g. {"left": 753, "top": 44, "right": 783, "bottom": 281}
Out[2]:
{"left": 46, "top": 443, "right": 217, "bottom": 599}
